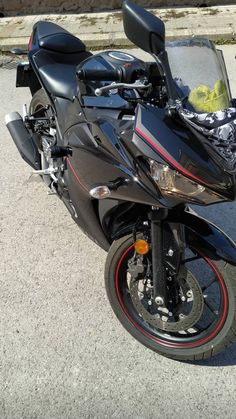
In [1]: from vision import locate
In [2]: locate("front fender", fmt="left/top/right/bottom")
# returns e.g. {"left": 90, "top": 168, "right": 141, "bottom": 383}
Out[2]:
{"left": 170, "top": 208, "right": 236, "bottom": 266}
{"left": 109, "top": 204, "right": 236, "bottom": 266}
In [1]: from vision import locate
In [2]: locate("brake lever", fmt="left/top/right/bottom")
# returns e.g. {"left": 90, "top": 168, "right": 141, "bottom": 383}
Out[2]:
{"left": 95, "top": 82, "right": 152, "bottom": 97}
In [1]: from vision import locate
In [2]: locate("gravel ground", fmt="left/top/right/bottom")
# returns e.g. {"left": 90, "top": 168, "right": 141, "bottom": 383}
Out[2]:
{"left": 0, "top": 46, "right": 236, "bottom": 419}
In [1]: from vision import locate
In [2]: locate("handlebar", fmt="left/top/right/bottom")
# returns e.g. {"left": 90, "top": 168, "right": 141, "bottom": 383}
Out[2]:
{"left": 77, "top": 68, "right": 124, "bottom": 82}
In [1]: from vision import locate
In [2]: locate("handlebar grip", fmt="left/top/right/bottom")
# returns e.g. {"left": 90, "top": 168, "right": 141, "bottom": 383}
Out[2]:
{"left": 77, "top": 68, "right": 123, "bottom": 82}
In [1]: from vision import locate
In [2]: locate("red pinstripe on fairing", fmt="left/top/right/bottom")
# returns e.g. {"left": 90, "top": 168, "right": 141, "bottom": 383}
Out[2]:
{"left": 134, "top": 126, "right": 209, "bottom": 187}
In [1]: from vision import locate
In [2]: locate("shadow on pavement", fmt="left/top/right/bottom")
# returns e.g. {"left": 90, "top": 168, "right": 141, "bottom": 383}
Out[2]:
{"left": 190, "top": 342, "right": 236, "bottom": 367}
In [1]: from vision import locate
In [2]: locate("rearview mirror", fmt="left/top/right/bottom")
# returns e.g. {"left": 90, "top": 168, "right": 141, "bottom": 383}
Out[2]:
{"left": 122, "top": 0, "right": 165, "bottom": 55}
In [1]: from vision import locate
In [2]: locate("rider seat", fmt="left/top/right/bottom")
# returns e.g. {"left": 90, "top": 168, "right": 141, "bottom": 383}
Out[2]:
{"left": 35, "top": 21, "right": 86, "bottom": 54}
{"left": 32, "top": 21, "right": 92, "bottom": 100}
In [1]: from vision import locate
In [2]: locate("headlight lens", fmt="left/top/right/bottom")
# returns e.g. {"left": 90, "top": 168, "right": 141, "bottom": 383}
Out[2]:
{"left": 149, "top": 160, "right": 224, "bottom": 204}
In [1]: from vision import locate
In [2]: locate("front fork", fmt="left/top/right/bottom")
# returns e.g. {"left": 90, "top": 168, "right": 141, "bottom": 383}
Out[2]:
{"left": 149, "top": 208, "right": 184, "bottom": 307}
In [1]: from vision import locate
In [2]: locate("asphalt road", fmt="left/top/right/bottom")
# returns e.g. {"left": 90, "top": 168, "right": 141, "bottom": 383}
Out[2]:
{"left": 0, "top": 45, "right": 236, "bottom": 419}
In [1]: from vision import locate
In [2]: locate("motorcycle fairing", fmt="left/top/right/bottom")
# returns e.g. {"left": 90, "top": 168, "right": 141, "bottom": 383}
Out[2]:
{"left": 64, "top": 165, "right": 110, "bottom": 251}
{"left": 64, "top": 113, "right": 184, "bottom": 250}
{"left": 133, "top": 104, "right": 234, "bottom": 198}
{"left": 171, "top": 207, "right": 236, "bottom": 266}
{"left": 65, "top": 118, "right": 162, "bottom": 206}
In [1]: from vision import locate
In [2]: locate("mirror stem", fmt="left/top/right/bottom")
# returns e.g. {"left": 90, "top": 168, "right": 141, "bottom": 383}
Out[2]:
{"left": 152, "top": 51, "right": 179, "bottom": 103}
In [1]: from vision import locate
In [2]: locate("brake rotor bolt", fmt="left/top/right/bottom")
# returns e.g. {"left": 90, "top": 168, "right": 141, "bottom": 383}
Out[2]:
{"left": 168, "top": 277, "right": 172, "bottom": 282}
{"left": 148, "top": 300, "right": 152, "bottom": 306}
{"left": 167, "top": 249, "right": 174, "bottom": 257}
{"left": 169, "top": 312, "right": 173, "bottom": 317}
{"left": 155, "top": 296, "right": 164, "bottom": 306}
{"left": 181, "top": 296, "right": 186, "bottom": 302}
{"left": 186, "top": 290, "right": 193, "bottom": 298}
{"left": 179, "top": 314, "right": 185, "bottom": 319}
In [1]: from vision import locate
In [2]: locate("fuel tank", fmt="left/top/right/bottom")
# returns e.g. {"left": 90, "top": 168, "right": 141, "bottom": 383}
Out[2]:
{"left": 77, "top": 50, "right": 146, "bottom": 109}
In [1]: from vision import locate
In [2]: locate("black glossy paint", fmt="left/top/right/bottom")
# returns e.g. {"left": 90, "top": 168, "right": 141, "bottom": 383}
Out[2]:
{"left": 123, "top": 0, "right": 165, "bottom": 55}
{"left": 77, "top": 51, "right": 145, "bottom": 110}
{"left": 169, "top": 208, "right": 236, "bottom": 266}
{"left": 133, "top": 105, "right": 234, "bottom": 196}
{"left": 65, "top": 118, "right": 161, "bottom": 206}
{"left": 64, "top": 161, "right": 110, "bottom": 250}
{"left": 14, "top": 18, "right": 236, "bottom": 258}
{"left": 35, "top": 21, "right": 86, "bottom": 54}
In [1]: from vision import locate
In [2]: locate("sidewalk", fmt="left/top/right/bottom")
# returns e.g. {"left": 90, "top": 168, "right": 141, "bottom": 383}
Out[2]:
{"left": 0, "top": 5, "right": 236, "bottom": 52}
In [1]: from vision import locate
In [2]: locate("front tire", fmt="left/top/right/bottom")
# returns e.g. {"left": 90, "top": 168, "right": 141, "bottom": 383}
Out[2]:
{"left": 105, "top": 234, "right": 236, "bottom": 361}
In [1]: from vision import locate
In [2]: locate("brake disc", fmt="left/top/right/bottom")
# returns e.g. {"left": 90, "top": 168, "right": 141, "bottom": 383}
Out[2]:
{"left": 130, "top": 270, "right": 204, "bottom": 333}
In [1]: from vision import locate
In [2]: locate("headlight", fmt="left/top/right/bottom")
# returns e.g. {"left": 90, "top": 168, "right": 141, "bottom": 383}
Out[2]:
{"left": 149, "top": 160, "right": 224, "bottom": 204}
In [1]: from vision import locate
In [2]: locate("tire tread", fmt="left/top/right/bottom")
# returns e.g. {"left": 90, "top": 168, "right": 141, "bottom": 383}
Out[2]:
{"left": 105, "top": 237, "right": 236, "bottom": 361}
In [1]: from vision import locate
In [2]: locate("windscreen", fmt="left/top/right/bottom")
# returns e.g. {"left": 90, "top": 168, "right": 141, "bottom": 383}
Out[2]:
{"left": 166, "top": 38, "right": 231, "bottom": 113}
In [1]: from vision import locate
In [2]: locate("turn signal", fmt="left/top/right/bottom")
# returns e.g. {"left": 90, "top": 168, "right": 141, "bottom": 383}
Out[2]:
{"left": 89, "top": 185, "right": 111, "bottom": 199}
{"left": 134, "top": 239, "right": 149, "bottom": 255}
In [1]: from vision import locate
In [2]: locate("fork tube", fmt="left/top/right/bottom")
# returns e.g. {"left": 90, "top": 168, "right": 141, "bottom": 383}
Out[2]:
{"left": 150, "top": 209, "right": 168, "bottom": 304}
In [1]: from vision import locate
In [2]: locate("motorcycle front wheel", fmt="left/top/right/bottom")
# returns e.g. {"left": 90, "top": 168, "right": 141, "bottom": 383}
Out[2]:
{"left": 105, "top": 233, "right": 236, "bottom": 361}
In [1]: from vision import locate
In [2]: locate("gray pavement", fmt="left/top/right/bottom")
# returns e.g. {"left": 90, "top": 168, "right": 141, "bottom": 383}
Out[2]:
{"left": 0, "top": 46, "right": 236, "bottom": 418}
{"left": 1, "top": 5, "right": 236, "bottom": 51}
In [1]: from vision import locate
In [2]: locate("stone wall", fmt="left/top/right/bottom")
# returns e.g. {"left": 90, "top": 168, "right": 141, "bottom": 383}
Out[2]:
{"left": 0, "top": 0, "right": 234, "bottom": 16}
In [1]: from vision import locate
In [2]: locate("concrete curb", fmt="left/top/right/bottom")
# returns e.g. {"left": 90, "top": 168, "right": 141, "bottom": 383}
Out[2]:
{"left": 2, "top": 1, "right": 236, "bottom": 17}
{"left": 0, "top": 5, "right": 236, "bottom": 52}
{"left": 0, "top": 31, "right": 235, "bottom": 53}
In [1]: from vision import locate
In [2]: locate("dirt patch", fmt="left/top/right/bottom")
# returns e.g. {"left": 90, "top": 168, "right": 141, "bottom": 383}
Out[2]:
{"left": 79, "top": 16, "right": 99, "bottom": 26}
{"left": 163, "top": 10, "right": 188, "bottom": 19}
{"left": 162, "top": 9, "right": 197, "bottom": 20}
{"left": 112, "top": 12, "right": 123, "bottom": 22}
{"left": 203, "top": 8, "right": 220, "bottom": 15}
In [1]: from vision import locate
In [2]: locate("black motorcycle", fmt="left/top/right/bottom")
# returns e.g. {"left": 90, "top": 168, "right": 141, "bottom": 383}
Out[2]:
{"left": 5, "top": 0, "right": 236, "bottom": 361}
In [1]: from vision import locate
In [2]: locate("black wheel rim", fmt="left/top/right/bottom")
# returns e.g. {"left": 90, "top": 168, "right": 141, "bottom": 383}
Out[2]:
{"left": 115, "top": 244, "right": 228, "bottom": 348}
